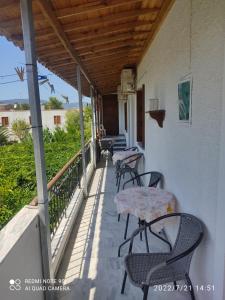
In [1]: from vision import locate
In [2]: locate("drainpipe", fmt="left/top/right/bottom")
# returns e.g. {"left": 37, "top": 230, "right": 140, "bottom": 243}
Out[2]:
{"left": 90, "top": 86, "right": 96, "bottom": 168}
{"left": 20, "top": 0, "right": 53, "bottom": 299}
{"left": 77, "top": 65, "right": 88, "bottom": 196}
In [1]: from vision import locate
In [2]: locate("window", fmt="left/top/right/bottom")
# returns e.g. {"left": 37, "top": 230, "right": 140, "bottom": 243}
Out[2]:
{"left": 54, "top": 115, "right": 61, "bottom": 125}
{"left": 2, "top": 117, "right": 9, "bottom": 126}
{"left": 124, "top": 102, "right": 127, "bottom": 131}
{"left": 136, "top": 85, "right": 145, "bottom": 148}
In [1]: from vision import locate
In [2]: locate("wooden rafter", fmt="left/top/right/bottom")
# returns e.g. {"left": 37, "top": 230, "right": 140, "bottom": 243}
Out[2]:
{"left": 62, "top": 8, "right": 159, "bottom": 32}
{"left": 56, "top": 0, "right": 143, "bottom": 19}
{"left": 37, "top": 0, "right": 92, "bottom": 85}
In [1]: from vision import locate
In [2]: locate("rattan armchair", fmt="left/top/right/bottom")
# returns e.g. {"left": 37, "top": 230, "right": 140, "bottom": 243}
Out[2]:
{"left": 121, "top": 213, "right": 204, "bottom": 300}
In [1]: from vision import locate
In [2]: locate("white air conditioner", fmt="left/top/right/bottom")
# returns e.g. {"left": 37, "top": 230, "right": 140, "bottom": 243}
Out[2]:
{"left": 121, "top": 68, "right": 136, "bottom": 94}
{"left": 117, "top": 85, "right": 127, "bottom": 101}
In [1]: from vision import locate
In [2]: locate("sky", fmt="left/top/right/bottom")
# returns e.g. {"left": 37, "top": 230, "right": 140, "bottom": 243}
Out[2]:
{"left": 0, "top": 36, "right": 89, "bottom": 103}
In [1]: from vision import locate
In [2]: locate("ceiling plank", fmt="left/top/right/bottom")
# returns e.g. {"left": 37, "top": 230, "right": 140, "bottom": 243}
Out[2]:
{"left": 81, "top": 47, "right": 142, "bottom": 62}
{"left": 67, "top": 20, "right": 154, "bottom": 40}
{"left": 63, "top": 8, "right": 159, "bottom": 32}
{"left": 56, "top": 0, "right": 143, "bottom": 19}
{"left": 74, "top": 32, "right": 148, "bottom": 49}
{"left": 37, "top": 0, "right": 92, "bottom": 85}
{"left": 80, "top": 40, "right": 143, "bottom": 56}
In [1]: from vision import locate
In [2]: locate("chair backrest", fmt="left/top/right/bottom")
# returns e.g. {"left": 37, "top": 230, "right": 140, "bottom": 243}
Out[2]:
{"left": 99, "top": 139, "right": 112, "bottom": 150}
{"left": 171, "top": 213, "right": 204, "bottom": 273}
{"left": 123, "top": 146, "right": 138, "bottom": 151}
{"left": 124, "top": 153, "right": 143, "bottom": 170}
{"left": 148, "top": 172, "right": 162, "bottom": 187}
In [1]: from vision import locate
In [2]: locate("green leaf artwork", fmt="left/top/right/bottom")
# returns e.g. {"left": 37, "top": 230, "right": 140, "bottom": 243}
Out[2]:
{"left": 178, "top": 79, "right": 192, "bottom": 122}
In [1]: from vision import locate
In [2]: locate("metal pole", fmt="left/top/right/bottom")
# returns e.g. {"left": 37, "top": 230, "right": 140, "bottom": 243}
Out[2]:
{"left": 90, "top": 86, "right": 96, "bottom": 168}
{"left": 20, "top": 0, "right": 53, "bottom": 298}
{"left": 77, "top": 65, "right": 88, "bottom": 196}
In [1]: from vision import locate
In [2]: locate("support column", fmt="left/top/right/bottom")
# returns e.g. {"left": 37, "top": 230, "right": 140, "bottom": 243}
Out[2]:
{"left": 90, "top": 86, "right": 96, "bottom": 168}
{"left": 20, "top": 0, "right": 53, "bottom": 298}
{"left": 77, "top": 65, "right": 88, "bottom": 196}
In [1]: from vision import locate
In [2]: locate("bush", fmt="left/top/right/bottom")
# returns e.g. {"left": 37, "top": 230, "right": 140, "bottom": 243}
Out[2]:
{"left": 0, "top": 126, "right": 9, "bottom": 145}
{"left": 12, "top": 119, "right": 30, "bottom": 141}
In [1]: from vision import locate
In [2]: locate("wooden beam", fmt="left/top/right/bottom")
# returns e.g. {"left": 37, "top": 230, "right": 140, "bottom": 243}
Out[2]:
{"left": 81, "top": 47, "right": 142, "bottom": 62}
{"left": 74, "top": 32, "right": 147, "bottom": 50}
{"left": 63, "top": 8, "right": 159, "bottom": 32}
{"left": 78, "top": 39, "right": 144, "bottom": 56}
{"left": 37, "top": 0, "right": 92, "bottom": 84}
{"left": 56, "top": 0, "right": 143, "bottom": 19}
{"left": 66, "top": 20, "right": 152, "bottom": 40}
{"left": 0, "top": 0, "right": 18, "bottom": 9}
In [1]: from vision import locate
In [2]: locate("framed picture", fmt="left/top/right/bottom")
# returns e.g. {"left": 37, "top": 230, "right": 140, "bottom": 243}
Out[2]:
{"left": 178, "top": 76, "right": 192, "bottom": 123}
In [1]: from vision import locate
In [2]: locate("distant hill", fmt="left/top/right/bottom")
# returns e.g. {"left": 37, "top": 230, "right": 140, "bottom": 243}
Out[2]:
{"left": 0, "top": 99, "right": 90, "bottom": 109}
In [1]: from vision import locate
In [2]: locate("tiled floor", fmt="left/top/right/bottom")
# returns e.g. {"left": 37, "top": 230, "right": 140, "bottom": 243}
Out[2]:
{"left": 56, "top": 157, "right": 190, "bottom": 300}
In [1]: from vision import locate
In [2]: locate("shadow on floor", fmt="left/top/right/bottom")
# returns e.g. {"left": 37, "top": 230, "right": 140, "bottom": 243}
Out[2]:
{"left": 56, "top": 157, "right": 189, "bottom": 300}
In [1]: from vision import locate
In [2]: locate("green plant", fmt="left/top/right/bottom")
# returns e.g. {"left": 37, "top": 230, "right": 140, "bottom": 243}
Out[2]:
{"left": 44, "top": 97, "right": 63, "bottom": 110}
{"left": 0, "top": 126, "right": 9, "bottom": 145}
{"left": 12, "top": 119, "right": 30, "bottom": 141}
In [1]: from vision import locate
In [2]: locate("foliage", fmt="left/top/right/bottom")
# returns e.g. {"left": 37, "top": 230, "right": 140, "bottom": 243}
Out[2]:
{"left": 12, "top": 119, "right": 30, "bottom": 141}
{"left": 0, "top": 106, "right": 92, "bottom": 229}
{"left": 44, "top": 97, "right": 63, "bottom": 110}
{"left": 65, "top": 105, "right": 92, "bottom": 142}
{"left": 0, "top": 126, "right": 9, "bottom": 145}
{"left": 14, "top": 103, "right": 30, "bottom": 110}
{"left": 65, "top": 109, "right": 81, "bottom": 141}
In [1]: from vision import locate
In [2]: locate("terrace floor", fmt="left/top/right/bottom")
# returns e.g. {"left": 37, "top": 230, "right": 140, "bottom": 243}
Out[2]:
{"left": 56, "top": 157, "right": 189, "bottom": 300}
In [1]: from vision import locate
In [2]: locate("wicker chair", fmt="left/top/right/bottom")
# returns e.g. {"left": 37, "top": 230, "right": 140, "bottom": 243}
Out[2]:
{"left": 121, "top": 213, "right": 204, "bottom": 300}
{"left": 120, "top": 172, "right": 162, "bottom": 240}
{"left": 98, "top": 139, "right": 113, "bottom": 157}
{"left": 116, "top": 152, "right": 143, "bottom": 193}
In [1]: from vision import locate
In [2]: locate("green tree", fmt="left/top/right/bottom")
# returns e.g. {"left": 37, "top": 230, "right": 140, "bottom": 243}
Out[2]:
{"left": 65, "top": 109, "right": 81, "bottom": 141}
{"left": 44, "top": 97, "right": 63, "bottom": 110}
{"left": 0, "top": 126, "right": 8, "bottom": 145}
{"left": 12, "top": 119, "right": 30, "bottom": 141}
{"left": 14, "top": 103, "right": 30, "bottom": 110}
{"left": 84, "top": 105, "right": 92, "bottom": 141}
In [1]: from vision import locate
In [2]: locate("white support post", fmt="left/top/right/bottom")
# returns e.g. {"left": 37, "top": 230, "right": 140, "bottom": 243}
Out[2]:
{"left": 77, "top": 65, "right": 88, "bottom": 196}
{"left": 20, "top": 0, "right": 53, "bottom": 298}
{"left": 90, "top": 86, "right": 96, "bottom": 168}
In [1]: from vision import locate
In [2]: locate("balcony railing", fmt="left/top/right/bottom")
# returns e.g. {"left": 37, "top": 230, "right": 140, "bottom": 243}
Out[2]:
{"left": 30, "top": 141, "right": 92, "bottom": 236}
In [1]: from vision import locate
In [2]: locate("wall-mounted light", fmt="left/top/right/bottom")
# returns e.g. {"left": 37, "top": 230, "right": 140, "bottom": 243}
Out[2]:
{"left": 149, "top": 98, "right": 159, "bottom": 111}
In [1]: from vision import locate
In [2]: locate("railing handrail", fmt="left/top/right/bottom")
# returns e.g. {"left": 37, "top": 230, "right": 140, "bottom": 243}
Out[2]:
{"left": 30, "top": 140, "right": 91, "bottom": 206}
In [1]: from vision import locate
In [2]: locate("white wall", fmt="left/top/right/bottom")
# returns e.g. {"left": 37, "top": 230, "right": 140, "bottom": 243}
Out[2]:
{"left": 135, "top": 0, "right": 225, "bottom": 299}
{"left": 0, "top": 207, "right": 44, "bottom": 300}
{"left": 0, "top": 109, "right": 68, "bottom": 139}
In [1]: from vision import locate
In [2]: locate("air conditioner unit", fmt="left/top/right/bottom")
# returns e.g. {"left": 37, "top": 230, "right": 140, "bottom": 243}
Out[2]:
{"left": 117, "top": 85, "right": 127, "bottom": 101}
{"left": 121, "top": 68, "right": 136, "bottom": 94}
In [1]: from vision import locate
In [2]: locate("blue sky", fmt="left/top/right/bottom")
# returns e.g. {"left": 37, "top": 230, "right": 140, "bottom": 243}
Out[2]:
{"left": 0, "top": 37, "right": 89, "bottom": 103}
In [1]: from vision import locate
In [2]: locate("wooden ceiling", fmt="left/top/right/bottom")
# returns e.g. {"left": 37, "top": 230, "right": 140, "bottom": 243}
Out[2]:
{"left": 0, "top": 0, "right": 174, "bottom": 96}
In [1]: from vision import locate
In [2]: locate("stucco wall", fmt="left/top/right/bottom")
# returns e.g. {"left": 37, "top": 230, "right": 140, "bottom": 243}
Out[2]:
{"left": 135, "top": 0, "right": 225, "bottom": 299}
{"left": 0, "top": 109, "right": 68, "bottom": 139}
{"left": 0, "top": 207, "right": 44, "bottom": 300}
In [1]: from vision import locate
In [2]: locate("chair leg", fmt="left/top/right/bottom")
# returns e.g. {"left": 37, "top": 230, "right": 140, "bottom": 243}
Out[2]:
{"left": 121, "top": 271, "right": 127, "bottom": 294}
{"left": 118, "top": 214, "right": 120, "bottom": 222}
{"left": 138, "top": 218, "right": 143, "bottom": 241}
{"left": 143, "top": 285, "right": 149, "bottom": 300}
{"left": 144, "top": 227, "right": 149, "bottom": 253}
{"left": 117, "top": 174, "right": 121, "bottom": 192}
{"left": 124, "top": 214, "right": 130, "bottom": 240}
{"left": 185, "top": 274, "right": 195, "bottom": 300}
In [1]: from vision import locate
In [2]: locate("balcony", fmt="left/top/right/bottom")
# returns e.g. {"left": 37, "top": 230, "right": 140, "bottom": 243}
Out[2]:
{"left": 55, "top": 156, "right": 189, "bottom": 300}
